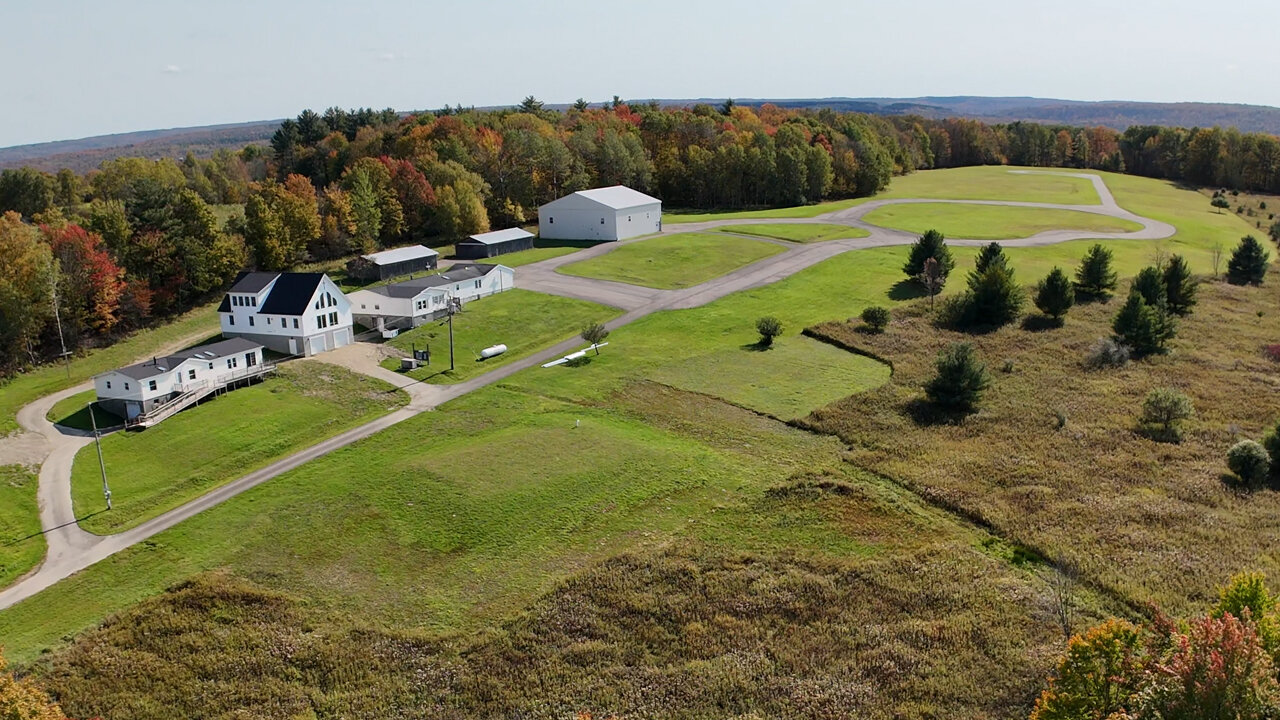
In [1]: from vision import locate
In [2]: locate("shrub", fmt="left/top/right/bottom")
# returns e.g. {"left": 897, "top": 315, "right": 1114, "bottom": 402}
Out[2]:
{"left": 924, "top": 342, "right": 990, "bottom": 414}
{"left": 902, "top": 228, "right": 955, "bottom": 280}
{"left": 580, "top": 322, "right": 609, "bottom": 354}
{"left": 755, "top": 316, "right": 783, "bottom": 347}
{"left": 1215, "top": 572, "right": 1280, "bottom": 657}
{"left": 1266, "top": 345, "right": 1280, "bottom": 363}
{"left": 1264, "top": 423, "right": 1280, "bottom": 480}
{"left": 1074, "top": 244, "right": 1118, "bottom": 298}
{"left": 1228, "top": 235, "right": 1270, "bottom": 286}
{"left": 860, "top": 306, "right": 890, "bottom": 333}
{"left": 1228, "top": 440, "right": 1271, "bottom": 487}
{"left": 1270, "top": 220, "right": 1280, "bottom": 242}
{"left": 1162, "top": 254, "right": 1198, "bottom": 315}
{"left": 1212, "top": 196, "right": 1231, "bottom": 212}
{"left": 1140, "top": 388, "right": 1193, "bottom": 442}
{"left": 1034, "top": 267, "right": 1075, "bottom": 322}
{"left": 1085, "top": 337, "right": 1130, "bottom": 369}
{"left": 1112, "top": 290, "right": 1176, "bottom": 356}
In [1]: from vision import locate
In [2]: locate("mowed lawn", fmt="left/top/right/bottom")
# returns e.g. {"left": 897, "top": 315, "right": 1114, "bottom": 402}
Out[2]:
{"left": 475, "top": 245, "right": 581, "bottom": 267}
{"left": 0, "top": 465, "right": 43, "bottom": 589}
{"left": 48, "top": 390, "right": 123, "bottom": 431}
{"left": 384, "top": 289, "right": 620, "bottom": 384}
{"left": 861, "top": 203, "right": 1142, "bottom": 240}
{"left": 557, "top": 232, "right": 785, "bottom": 289}
{"left": 69, "top": 364, "right": 407, "bottom": 535}
{"left": 0, "top": 304, "right": 220, "bottom": 435}
{"left": 719, "top": 223, "right": 870, "bottom": 243}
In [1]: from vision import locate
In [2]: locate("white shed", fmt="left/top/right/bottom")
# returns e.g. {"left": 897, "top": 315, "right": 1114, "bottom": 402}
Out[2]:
{"left": 538, "top": 186, "right": 662, "bottom": 242}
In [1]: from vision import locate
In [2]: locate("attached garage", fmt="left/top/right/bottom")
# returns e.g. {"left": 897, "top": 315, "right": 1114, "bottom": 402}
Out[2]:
{"left": 455, "top": 228, "right": 536, "bottom": 259}
{"left": 538, "top": 185, "right": 662, "bottom": 242}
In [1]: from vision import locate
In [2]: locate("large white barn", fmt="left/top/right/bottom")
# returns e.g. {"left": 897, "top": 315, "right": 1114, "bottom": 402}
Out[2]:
{"left": 538, "top": 186, "right": 661, "bottom": 242}
{"left": 218, "top": 272, "right": 353, "bottom": 357}
{"left": 348, "top": 262, "right": 515, "bottom": 332}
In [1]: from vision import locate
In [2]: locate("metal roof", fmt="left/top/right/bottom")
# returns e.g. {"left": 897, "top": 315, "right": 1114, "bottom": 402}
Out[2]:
{"left": 257, "top": 273, "right": 326, "bottom": 315}
{"left": 106, "top": 337, "right": 264, "bottom": 381}
{"left": 362, "top": 245, "right": 440, "bottom": 265}
{"left": 562, "top": 185, "right": 661, "bottom": 210}
{"left": 357, "top": 263, "right": 502, "bottom": 298}
{"left": 462, "top": 228, "right": 535, "bottom": 246}
{"left": 228, "top": 271, "right": 280, "bottom": 294}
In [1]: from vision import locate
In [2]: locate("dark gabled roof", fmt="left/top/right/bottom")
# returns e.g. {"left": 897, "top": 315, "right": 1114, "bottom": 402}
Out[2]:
{"left": 229, "top": 271, "right": 280, "bottom": 294}
{"left": 109, "top": 337, "right": 264, "bottom": 381}
{"left": 360, "top": 264, "right": 498, "bottom": 298}
{"left": 258, "top": 273, "right": 325, "bottom": 315}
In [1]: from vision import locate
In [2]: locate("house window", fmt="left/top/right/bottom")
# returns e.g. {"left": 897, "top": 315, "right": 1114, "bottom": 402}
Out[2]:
{"left": 250, "top": 296, "right": 257, "bottom": 307}
{"left": 317, "top": 315, "right": 326, "bottom": 329}
{"left": 329, "top": 311, "right": 338, "bottom": 326}
{"left": 188, "top": 369, "right": 196, "bottom": 380}
{"left": 267, "top": 317, "right": 272, "bottom": 325}
{"left": 233, "top": 296, "right": 240, "bottom": 306}
{"left": 245, "top": 352, "right": 257, "bottom": 367}
{"left": 600, "top": 218, "right": 605, "bottom": 224}
{"left": 549, "top": 217, "right": 554, "bottom": 224}
{"left": 227, "top": 357, "right": 238, "bottom": 369}
{"left": 248, "top": 316, "right": 255, "bottom": 327}
{"left": 474, "top": 280, "right": 481, "bottom": 289}
{"left": 229, "top": 315, "right": 235, "bottom": 326}
{"left": 281, "top": 317, "right": 286, "bottom": 326}
{"left": 360, "top": 304, "right": 366, "bottom": 310}
{"left": 124, "top": 382, "right": 130, "bottom": 390}
{"left": 148, "top": 380, "right": 157, "bottom": 391}
{"left": 292, "top": 318, "right": 298, "bottom": 329}
{"left": 208, "top": 362, "right": 213, "bottom": 369}
{"left": 106, "top": 381, "right": 111, "bottom": 389}
{"left": 628, "top": 216, "right": 631, "bottom": 221}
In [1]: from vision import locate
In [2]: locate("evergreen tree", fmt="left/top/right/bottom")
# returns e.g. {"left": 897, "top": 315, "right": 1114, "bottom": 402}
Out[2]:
{"left": 1074, "top": 243, "right": 1118, "bottom": 298}
{"left": 1034, "top": 267, "right": 1075, "bottom": 322}
{"left": 1162, "top": 254, "right": 1198, "bottom": 315}
{"left": 1131, "top": 265, "right": 1166, "bottom": 307}
{"left": 973, "top": 242, "right": 1007, "bottom": 274}
{"left": 925, "top": 343, "right": 991, "bottom": 414}
{"left": 1112, "top": 290, "right": 1176, "bottom": 355}
{"left": 903, "top": 229, "right": 955, "bottom": 280}
{"left": 1227, "top": 235, "right": 1270, "bottom": 285}
{"left": 965, "top": 259, "right": 1024, "bottom": 327}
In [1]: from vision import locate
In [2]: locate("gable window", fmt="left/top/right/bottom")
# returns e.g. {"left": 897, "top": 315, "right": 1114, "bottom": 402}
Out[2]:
{"left": 549, "top": 217, "right": 554, "bottom": 224}
{"left": 148, "top": 380, "right": 157, "bottom": 391}
{"left": 106, "top": 381, "right": 111, "bottom": 389}
{"left": 628, "top": 216, "right": 631, "bottom": 221}
{"left": 329, "top": 311, "right": 338, "bottom": 326}
{"left": 317, "top": 314, "right": 326, "bottom": 329}
{"left": 600, "top": 218, "right": 605, "bottom": 224}
{"left": 188, "top": 369, "right": 196, "bottom": 380}
{"left": 124, "top": 382, "right": 130, "bottom": 390}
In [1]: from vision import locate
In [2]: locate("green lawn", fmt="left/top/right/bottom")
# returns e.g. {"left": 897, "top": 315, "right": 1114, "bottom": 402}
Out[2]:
{"left": 873, "top": 166, "right": 1101, "bottom": 204}
{"left": 478, "top": 245, "right": 581, "bottom": 267}
{"left": 0, "top": 465, "right": 43, "bottom": 589}
{"left": 861, "top": 203, "right": 1142, "bottom": 240}
{"left": 47, "top": 390, "right": 123, "bottom": 431}
{"left": 68, "top": 364, "right": 407, "bottom": 535}
{"left": 719, "top": 223, "right": 870, "bottom": 243}
{"left": 557, "top": 232, "right": 786, "bottom": 289}
{"left": 383, "top": 289, "right": 620, "bottom": 384}
{"left": 0, "top": 305, "right": 220, "bottom": 436}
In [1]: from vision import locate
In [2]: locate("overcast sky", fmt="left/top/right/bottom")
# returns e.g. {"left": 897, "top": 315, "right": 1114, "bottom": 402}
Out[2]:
{"left": 3, "top": 0, "right": 1277, "bottom": 148}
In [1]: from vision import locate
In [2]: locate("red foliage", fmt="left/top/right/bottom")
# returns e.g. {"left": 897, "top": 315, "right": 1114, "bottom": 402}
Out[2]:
{"left": 1263, "top": 344, "right": 1280, "bottom": 362}
{"left": 42, "top": 224, "right": 126, "bottom": 334}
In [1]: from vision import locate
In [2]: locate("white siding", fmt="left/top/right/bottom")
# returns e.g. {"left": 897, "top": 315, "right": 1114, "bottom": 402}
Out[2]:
{"left": 539, "top": 199, "right": 662, "bottom": 241}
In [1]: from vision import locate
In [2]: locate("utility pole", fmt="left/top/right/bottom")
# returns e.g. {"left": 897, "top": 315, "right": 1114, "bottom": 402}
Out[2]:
{"left": 448, "top": 302, "right": 455, "bottom": 371}
{"left": 51, "top": 273, "right": 72, "bottom": 378}
{"left": 88, "top": 401, "right": 111, "bottom": 510}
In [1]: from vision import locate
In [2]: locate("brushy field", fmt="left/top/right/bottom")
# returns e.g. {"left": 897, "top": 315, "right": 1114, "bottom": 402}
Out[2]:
{"left": 860, "top": 203, "right": 1142, "bottom": 240}
{"left": 803, "top": 272, "right": 1280, "bottom": 614}
{"left": 0, "top": 465, "right": 43, "bottom": 588}
{"left": 68, "top": 363, "right": 407, "bottom": 535}
{"left": 383, "top": 289, "right": 619, "bottom": 383}
{"left": 718, "top": 222, "right": 870, "bottom": 243}
{"left": 557, "top": 232, "right": 785, "bottom": 289}
{"left": 0, "top": 304, "right": 220, "bottom": 435}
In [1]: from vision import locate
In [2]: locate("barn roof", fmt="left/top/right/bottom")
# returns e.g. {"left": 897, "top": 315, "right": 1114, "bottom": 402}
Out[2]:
{"left": 564, "top": 185, "right": 660, "bottom": 210}
{"left": 361, "top": 245, "right": 440, "bottom": 265}
{"left": 462, "top": 228, "right": 535, "bottom": 246}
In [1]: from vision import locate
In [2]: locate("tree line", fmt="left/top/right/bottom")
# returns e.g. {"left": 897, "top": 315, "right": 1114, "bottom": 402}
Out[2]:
{"left": 2, "top": 98, "right": 1280, "bottom": 377}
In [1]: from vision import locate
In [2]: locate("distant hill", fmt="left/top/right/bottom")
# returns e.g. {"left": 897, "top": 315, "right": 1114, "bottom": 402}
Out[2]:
{"left": 0, "top": 120, "right": 282, "bottom": 173}
{"left": 6, "top": 96, "right": 1280, "bottom": 173}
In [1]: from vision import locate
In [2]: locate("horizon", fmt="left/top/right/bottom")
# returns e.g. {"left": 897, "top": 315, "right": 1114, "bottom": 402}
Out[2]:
{"left": 5, "top": 0, "right": 1280, "bottom": 148}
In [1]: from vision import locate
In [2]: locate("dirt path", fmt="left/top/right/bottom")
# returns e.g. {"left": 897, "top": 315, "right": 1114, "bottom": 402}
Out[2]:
{"left": 0, "top": 171, "right": 1177, "bottom": 611}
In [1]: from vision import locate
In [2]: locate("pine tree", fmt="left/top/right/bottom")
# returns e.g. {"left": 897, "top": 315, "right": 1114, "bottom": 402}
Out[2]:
{"left": 1131, "top": 266, "right": 1166, "bottom": 307}
{"left": 1034, "top": 267, "right": 1075, "bottom": 322}
{"left": 903, "top": 229, "right": 955, "bottom": 280}
{"left": 1074, "top": 243, "right": 1118, "bottom": 298}
{"left": 1162, "top": 254, "right": 1198, "bottom": 315}
{"left": 974, "top": 242, "right": 1008, "bottom": 274}
{"left": 1227, "top": 235, "right": 1270, "bottom": 286}
{"left": 925, "top": 342, "right": 991, "bottom": 414}
{"left": 1112, "top": 290, "right": 1176, "bottom": 355}
{"left": 965, "top": 259, "right": 1024, "bottom": 327}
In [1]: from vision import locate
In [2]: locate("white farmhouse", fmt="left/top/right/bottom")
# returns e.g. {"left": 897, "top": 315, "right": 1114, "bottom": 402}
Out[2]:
{"left": 93, "top": 337, "right": 270, "bottom": 428}
{"left": 218, "top": 272, "right": 353, "bottom": 356}
{"left": 348, "top": 262, "right": 514, "bottom": 332}
{"left": 538, "top": 185, "right": 662, "bottom": 242}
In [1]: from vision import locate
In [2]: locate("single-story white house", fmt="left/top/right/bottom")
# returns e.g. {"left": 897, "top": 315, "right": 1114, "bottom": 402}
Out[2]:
{"left": 218, "top": 272, "right": 353, "bottom": 356}
{"left": 93, "top": 337, "right": 271, "bottom": 428}
{"left": 348, "top": 262, "right": 515, "bottom": 332}
{"left": 345, "top": 245, "right": 440, "bottom": 281}
{"left": 455, "top": 228, "right": 535, "bottom": 259}
{"left": 538, "top": 185, "right": 662, "bottom": 242}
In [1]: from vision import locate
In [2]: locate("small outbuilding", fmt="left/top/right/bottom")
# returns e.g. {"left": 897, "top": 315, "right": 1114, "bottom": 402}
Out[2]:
{"left": 348, "top": 263, "right": 515, "bottom": 332}
{"left": 538, "top": 185, "right": 662, "bottom": 242}
{"left": 455, "top": 228, "right": 536, "bottom": 259}
{"left": 345, "top": 245, "right": 440, "bottom": 281}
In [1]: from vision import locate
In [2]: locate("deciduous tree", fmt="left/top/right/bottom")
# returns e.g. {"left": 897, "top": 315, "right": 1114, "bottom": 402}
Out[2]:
{"left": 0, "top": 212, "right": 55, "bottom": 371}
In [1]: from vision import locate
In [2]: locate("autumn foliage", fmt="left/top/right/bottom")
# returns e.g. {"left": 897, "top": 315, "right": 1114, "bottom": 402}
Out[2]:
{"left": 0, "top": 649, "right": 67, "bottom": 720}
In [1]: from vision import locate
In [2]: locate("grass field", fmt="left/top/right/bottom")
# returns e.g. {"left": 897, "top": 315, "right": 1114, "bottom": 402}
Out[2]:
{"left": 719, "top": 222, "right": 870, "bottom": 243}
{"left": 0, "top": 304, "right": 220, "bottom": 436}
{"left": 383, "top": 289, "right": 619, "bottom": 384}
{"left": 861, "top": 203, "right": 1142, "bottom": 239}
{"left": 0, "top": 465, "right": 43, "bottom": 589}
{"left": 47, "top": 390, "right": 123, "bottom": 431}
{"left": 5, "top": 167, "right": 1270, "bottom": 717}
{"left": 557, "top": 232, "right": 785, "bottom": 289}
{"left": 477, "top": 245, "right": 581, "bottom": 267}
{"left": 68, "top": 364, "right": 407, "bottom": 535}
{"left": 663, "top": 199, "right": 867, "bottom": 224}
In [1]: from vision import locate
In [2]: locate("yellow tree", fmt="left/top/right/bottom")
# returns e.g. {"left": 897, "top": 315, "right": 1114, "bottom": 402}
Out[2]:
{"left": 0, "top": 650, "right": 67, "bottom": 720}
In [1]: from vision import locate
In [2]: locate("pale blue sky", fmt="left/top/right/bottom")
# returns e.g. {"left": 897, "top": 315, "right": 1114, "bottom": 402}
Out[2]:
{"left": 3, "top": 0, "right": 1277, "bottom": 148}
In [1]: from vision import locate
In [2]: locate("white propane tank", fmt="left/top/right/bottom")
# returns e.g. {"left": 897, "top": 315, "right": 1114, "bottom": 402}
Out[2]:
{"left": 480, "top": 344, "right": 508, "bottom": 359}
